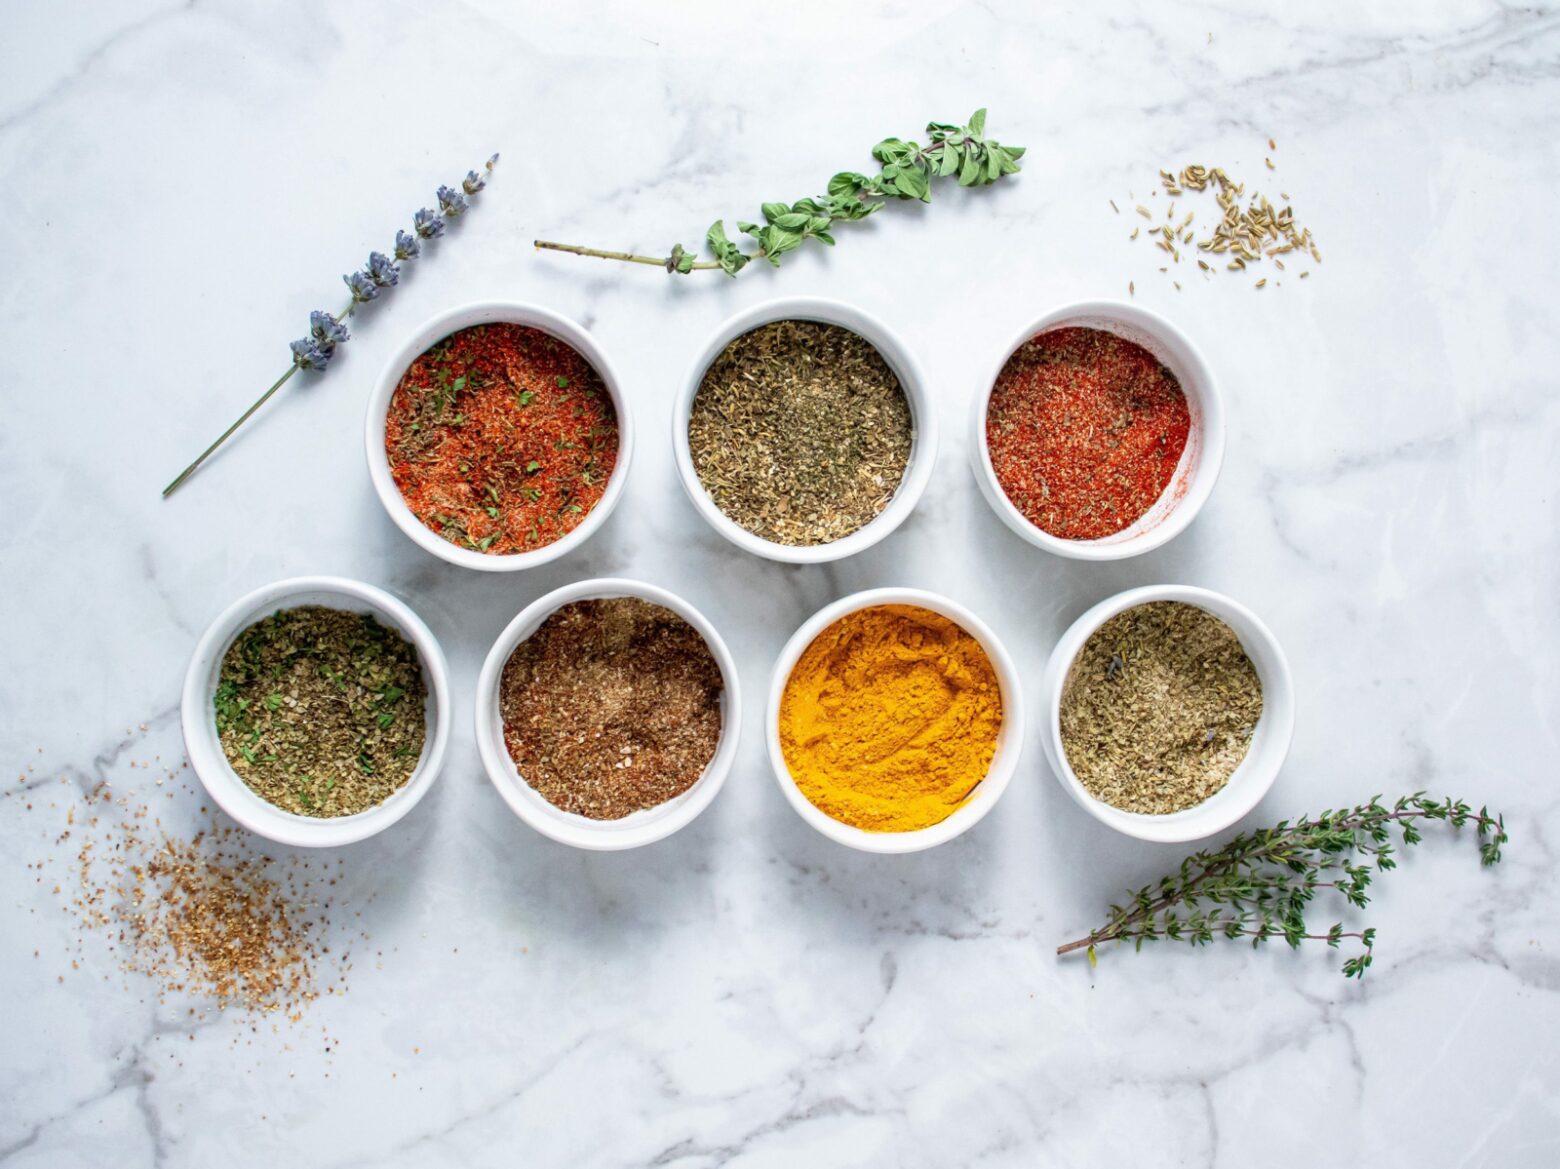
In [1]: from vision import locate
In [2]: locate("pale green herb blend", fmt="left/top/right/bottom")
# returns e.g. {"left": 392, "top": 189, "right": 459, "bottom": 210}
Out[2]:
{"left": 214, "top": 606, "right": 427, "bottom": 817}
{"left": 1060, "top": 601, "right": 1262, "bottom": 814}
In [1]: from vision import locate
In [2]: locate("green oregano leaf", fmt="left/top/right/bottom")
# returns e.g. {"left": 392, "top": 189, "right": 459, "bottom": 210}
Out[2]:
{"left": 534, "top": 111, "right": 1023, "bottom": 278}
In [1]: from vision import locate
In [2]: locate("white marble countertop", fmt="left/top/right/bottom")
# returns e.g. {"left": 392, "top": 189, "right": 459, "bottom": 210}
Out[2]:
{"left": 3, "top": 2, "right": 1558, "bottom": 1165}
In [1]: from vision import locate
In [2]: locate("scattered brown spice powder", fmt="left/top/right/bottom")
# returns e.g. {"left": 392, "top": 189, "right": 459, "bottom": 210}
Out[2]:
{"left": 687, "top": 319, "right": 912, "bottom": 546}
{"left": 500, "top": 598, "right": 724, "bottom": 819}
{"left": 1060, "top": 602, "right": 1263, "bottom": 814}
{"left": 34, "top": 777, "right": 352, "bottom": 1022}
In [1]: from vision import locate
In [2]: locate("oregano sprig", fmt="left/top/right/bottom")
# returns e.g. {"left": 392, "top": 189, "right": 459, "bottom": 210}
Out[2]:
{"left": 1057, "top": 793, "right": 1507, "bottom": 978}
{"left": 161, "top": 155, "right": 498, "bottom": 498}
{"left": 534, "top": 109, "right": 1023, "bottom": 276}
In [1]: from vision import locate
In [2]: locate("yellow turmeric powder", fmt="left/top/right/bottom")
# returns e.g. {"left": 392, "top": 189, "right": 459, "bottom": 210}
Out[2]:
{"left": 778, "top": 604, "right": 1003, "bottom": 832}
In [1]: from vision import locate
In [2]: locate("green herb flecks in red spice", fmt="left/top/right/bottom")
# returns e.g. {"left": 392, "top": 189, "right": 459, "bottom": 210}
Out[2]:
{"left": 385, "top": 323, "right": 618, "bottom": 555}
{"left": 985, "top": 327, "right": 1190, "bottom": 541}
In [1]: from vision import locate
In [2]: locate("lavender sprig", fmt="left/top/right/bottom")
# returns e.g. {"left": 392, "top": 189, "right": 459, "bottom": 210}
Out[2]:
{"left": 162, "top": 153, "right": 498, "bottom": 498}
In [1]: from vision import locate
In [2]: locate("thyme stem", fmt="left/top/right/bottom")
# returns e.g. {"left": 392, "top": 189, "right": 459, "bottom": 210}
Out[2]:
{"left": 1056, "top": 795, "right": 1507, "bottom": 977}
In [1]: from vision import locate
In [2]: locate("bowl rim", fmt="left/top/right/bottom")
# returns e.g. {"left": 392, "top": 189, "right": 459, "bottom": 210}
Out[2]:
{"left": 1038, "top": 583, "right": 1295, "bottom": 843}
{"left": 969, "top": 299, "right": 1226, "bottom": 561}
{"left": 473, "top": 576, "right": 742, "bottom": 851}
{"left": 765, "top": 586, "right": 1025, "bottom": 853}
{"left": 672, "top": 295, "right": 940, "bottom": 565}
{"left": 180, "top": 575, "right": 452, "bottom": 847}
{"left": 364, "top": 299, "right": 634, "bottom": 573}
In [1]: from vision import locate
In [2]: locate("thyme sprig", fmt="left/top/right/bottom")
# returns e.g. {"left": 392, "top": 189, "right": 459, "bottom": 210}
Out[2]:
{"left": 161, "top": 155, "right": 498, "bottom": 498}
{"left": 534, "top": 109, "right": 1023, "bottom": 276}
{"left": 1057, "top": 794, "right": 1507, "bottom": 978}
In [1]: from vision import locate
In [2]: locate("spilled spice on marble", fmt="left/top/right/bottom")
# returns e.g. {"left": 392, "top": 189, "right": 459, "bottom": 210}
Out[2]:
{"left": 25, "top": 769, "right": 357, "bottom": 1025}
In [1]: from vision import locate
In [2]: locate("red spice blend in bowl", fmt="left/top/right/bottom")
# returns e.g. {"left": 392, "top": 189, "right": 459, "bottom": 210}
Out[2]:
{"left": 385, "top": 323, "right": 619, "bottom": 556}
{"left": 985, "top": 326, "right": 1190, "bottom": 540}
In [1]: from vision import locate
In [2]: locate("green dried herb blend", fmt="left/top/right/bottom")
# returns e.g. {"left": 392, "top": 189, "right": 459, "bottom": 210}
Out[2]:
{"left": 687, "top": 319, "right": 913, "bottom": 545}
{"left": 500, "top": 597, "right": 723, "bottom": 820}
{"left": 1059, "top": 601, "right": 1263, "bottom": 814}
{"left": 214, "top": 606, "right": 427, "bottom": 817}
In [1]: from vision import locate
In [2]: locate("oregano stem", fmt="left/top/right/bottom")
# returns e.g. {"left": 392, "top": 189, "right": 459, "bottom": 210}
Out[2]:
{"left": 534, "top": 109, "right": 1023, "bottom": 278}
{"left": 532, "top": 240, "right": 726, "bottom": 270}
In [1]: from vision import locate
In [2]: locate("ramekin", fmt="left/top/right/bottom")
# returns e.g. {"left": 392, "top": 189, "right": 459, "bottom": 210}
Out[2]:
{"left": 366, "top": 301, "right": 634, "bottom": 572}
{"left": 1039, "top": 584, "right": 1294, "bottom": 843}
{"left": 673, "top": 297, "right": 939, "bottom": 564}
{"left": 475, "top": 578, "right": 741, "bottom": 850}
{"left": 766, "top": 587, "right": 1024, "bottom": 853}
{"left": 181, "top": 576, "right": 451, "bottom": 847}
{"left": 970, "top": 301, "right": 1224, "bottom": 560}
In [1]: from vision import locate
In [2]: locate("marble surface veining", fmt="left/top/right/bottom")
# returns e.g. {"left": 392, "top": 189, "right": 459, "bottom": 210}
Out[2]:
{"left": 2, "top": 2, "right": 1558, "bottom": 1165}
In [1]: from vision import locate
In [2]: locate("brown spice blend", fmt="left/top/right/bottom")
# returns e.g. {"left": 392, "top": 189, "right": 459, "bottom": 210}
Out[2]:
{"left": 499, "top": 598, "right": 724, "bottom": 819}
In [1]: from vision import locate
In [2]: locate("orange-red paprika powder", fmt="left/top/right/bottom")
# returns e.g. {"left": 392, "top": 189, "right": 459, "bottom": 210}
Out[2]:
{"left": 985, "top": 327, "right": 1189, "bottom": 540}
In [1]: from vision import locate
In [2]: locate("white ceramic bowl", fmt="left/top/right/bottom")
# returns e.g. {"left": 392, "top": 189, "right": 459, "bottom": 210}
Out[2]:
{"left": 673, "top": 297, "right": 939, "bottom": 564}
{"left": 366, "top": 301, "right": 634, "bottom": 572}
{"left": 970, "top": 301, "right": 1225, "bottom": 560}
{"left": 766, "top": 587, "right": 1024, "bottom": 853}
{"left": 181, "top": 576, "right": 451, "bottom": 847}
{"left": 1039, "top": 584, "right": 1294, "bottom": 843}
{"left": 475, "top": 578, "right": 741, "bottom": 850}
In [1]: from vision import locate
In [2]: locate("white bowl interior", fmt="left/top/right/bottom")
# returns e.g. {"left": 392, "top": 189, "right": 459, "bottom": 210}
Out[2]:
{"left": 673, "top": 297, "right": 939, "bottom": 564}
{"left": 971, "top": 301, "right": 1224, "bottom": 560}
{"left": 181, "top": 577, "right": 450, "bottom": 848}
{"left": 365, "top": 301, "right": 633, "bottom": 572}
{"left": 1040, "top": 585, "right": 1294, "bottom": 843}
{"left": 475, "top": 578, "right": 741, "bottom": 850}
{"left": 765, "top": 587, "right": 1025, "bottom": 854}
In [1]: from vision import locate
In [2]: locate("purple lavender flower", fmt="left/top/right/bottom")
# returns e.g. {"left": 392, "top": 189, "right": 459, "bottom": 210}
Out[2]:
{"left": 367, "top": 251, "right": 400, "bottom": 287}
{"left": 413, "top": 208, "right": 445, "bottom": 239}
{"left": 310, "top": 310, "right": 350, "bottom": 349}
{"left": 437, "top": 186, "right": 469, "bottom": 217}
{"left": 163, "top": 152, "right": 499, "bottom": 499}
{"left": 344, "top": 270, "right": 380, "bottom": 302}
{"left": 290, "top": 337, "right": 332, "bottom": 371}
